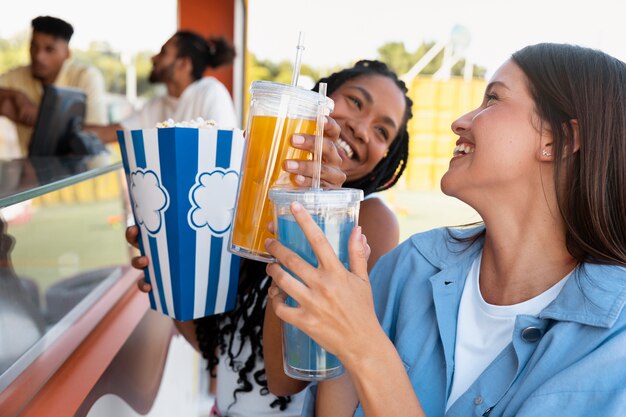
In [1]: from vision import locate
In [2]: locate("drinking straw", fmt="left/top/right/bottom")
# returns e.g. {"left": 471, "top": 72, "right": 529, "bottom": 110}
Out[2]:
{"left": 291, "top": 31, "right": 305, "bottom": 86}
{"left": 312, "top": 83, "right": 327, "bottom": 190}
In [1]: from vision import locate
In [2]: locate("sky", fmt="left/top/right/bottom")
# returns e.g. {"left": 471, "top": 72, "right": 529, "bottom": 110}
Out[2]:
{"left": 1, "top": 0, "right": 625, "bottom": 77}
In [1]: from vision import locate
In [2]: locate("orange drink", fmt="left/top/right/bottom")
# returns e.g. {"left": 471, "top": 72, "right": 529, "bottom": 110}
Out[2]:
{"left": 229, "top": 81, "right": 334, "bottom": 262}
{"left": 231, "top": 115, "right": 315, "bottom": 257}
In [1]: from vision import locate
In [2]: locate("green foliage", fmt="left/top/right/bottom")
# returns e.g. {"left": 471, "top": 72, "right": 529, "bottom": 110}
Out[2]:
{"left": 377, "top": 40, "right": 486, "bottom": 78}
{"left": 0, "top": 31, "right": 29, "bottom": 74}
{"left": 245, "top": 51, "right": 322, "bottom": 86}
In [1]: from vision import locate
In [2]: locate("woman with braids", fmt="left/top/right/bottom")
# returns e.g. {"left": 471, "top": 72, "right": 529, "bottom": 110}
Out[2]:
{"left": 264, "top": 43, "right": 626, "bottom": 417}
{"left": 126, "top": 60, "right": 414, "bottom": 416}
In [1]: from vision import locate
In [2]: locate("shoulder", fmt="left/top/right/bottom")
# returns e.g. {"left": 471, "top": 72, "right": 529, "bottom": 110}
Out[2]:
{"left": 359, "top": 196, "right": 399, "bottom": 269}
{"left": 193, "top": 77, "right": 229, "bottom": 93}
{"left": 359, "top": 197, "right": 397, "bottom": 232}
{"left": 371, "top": 225, "right": 484, "bottom": 284}
{"left": 185, "top": 77, "right": 233, "bottom": 105}
{"left": 63, "top": 61, "right": 105, "bottom": 88}
{"left": 65, "top": 60, "right": 101, "bottom": 77}
{"left": 0, "top": 66, "right": 31, "bottom": 85}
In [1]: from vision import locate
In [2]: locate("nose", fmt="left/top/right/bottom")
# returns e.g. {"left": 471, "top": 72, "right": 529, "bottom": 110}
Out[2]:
{"left": 451, "top": 109, "right": 476, "bottom": 135}
{"left": 347, "top": 118, "right": 369, "bottom": 144}
{"left": 31, "top": 48, "right": 43, "bottom": 64}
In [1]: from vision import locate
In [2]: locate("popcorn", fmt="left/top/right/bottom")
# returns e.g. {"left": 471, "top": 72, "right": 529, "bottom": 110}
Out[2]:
{"left": 156, "top": 117, "right": 218, "bottom": 128}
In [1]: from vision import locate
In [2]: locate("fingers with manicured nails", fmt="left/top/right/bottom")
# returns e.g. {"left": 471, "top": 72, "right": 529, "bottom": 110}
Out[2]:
{"left": 265, "top": 257, "right": 312, "bottom": 320}
{"left": 284, "top": 116, "right": 346, "bottom": 189}
{"left": 286, "top": 158, "right": 346, "bottom": 188}
{"left": 288, "top": 201, "right": 343, "bottom": 271}
{"left": 348, "top": 227, "right": 370, "bottom": 281}
{"left": 264, "top": 237, "right": 318, "bottom": 290}
{"left": 361, "top": 233, "right": 372, "bottom": 261}
{"left": 287, "top": 117, "right": 340, "bottom": 159}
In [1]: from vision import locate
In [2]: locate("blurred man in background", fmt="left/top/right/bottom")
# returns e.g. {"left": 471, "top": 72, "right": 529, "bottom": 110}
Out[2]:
{"left": 0, "top": 16, "right": 107, "bottom": 156}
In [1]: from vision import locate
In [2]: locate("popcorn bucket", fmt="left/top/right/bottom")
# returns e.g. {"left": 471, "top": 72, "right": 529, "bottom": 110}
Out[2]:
{"left": 117, "top": 127, "right": 245, "bottom": 321}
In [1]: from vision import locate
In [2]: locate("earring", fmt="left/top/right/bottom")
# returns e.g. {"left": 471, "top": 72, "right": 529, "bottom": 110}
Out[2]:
{"left": 542, "top": 149, "right": 552, "bottom": 157}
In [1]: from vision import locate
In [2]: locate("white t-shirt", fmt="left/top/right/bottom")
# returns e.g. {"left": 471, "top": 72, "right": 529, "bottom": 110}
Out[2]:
{"left": 446, "top": 253, "right": 572, "bottom": 410}
{"left": 121, "top": 77, "right": 237, "bottom": 130}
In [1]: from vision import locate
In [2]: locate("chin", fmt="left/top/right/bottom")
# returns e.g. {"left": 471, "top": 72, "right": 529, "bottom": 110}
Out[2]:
{"left": 440, "top": 172, "right": 456, "bottom": 197}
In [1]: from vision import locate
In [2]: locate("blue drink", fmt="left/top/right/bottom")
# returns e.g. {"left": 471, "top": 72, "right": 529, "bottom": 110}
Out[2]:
{"left": 269, "top": 187, "right": 363, "bottom": 381}
{"left": 278, "top": 215, "right": 354, "bottom": 380}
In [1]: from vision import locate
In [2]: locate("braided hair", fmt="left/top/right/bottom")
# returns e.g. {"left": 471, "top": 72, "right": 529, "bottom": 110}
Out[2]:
{"left": 314, "top": 60, "right": 413, "bottom": 197}
{"left": 194, "top": 59, "right": 414, "bottom": 413}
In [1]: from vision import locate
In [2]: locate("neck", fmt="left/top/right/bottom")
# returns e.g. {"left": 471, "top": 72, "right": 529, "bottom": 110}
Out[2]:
{"left": 35, "top": 70, "right": 60, "bottom": 86}
{"left": 474, "top": 191, "right": 577, "bottom": 305}
{"left": 166, "top": 77, "right": 195, "bottom": 98}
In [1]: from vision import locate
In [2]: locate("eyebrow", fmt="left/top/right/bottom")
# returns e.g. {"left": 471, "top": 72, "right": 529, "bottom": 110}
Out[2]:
{"left": 350, "top": 85, "right": 399, "bottom": 130}
{"left": 486, "top": 80, "right": 510, "bottom": 91}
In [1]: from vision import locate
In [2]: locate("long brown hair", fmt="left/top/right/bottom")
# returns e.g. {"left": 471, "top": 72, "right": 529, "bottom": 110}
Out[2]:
{"left": 512, "top": 43, "right": 626, "bottom": 266}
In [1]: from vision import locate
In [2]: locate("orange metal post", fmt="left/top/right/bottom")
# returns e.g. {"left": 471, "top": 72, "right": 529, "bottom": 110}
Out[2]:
{"left": 178, "top": 0, "right": 236, "bottom": 93}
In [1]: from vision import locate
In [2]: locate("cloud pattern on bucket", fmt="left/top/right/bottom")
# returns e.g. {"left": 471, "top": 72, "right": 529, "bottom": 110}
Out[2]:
{"left": 117, "top": 127, "right": 245, "bottom": 321}
{"left": 131, "top": 170, "right": 170, "bottom": 234}
{"left": 189, "top": 170, "right": 239, "bottom": 234}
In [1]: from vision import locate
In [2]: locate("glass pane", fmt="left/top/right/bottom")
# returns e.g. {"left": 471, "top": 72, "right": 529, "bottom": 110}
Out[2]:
{"left": 0, "top": 166, "right": 131, "bottom": 380}
{"left": 0, "top": 156, "right": 122, "bottom": 208}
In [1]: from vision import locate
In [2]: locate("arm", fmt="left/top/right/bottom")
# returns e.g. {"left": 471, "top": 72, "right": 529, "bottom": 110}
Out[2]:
{"left": 265, "top": 206, "right": 425, "bottom": 417}
{"left": 358, "top": 197, "right": 399, "bottom": 271}
{"left": 0, "top": 88, "right": 38, "bottom": 126}
{"left": 84, "top": 123, "right": 123, "bottom": 144}
{"left": 263, "top": 290, "right": 309, "bottom": 395}
{"left": 314, "top": 197, "right": 398, "bottom": 415}
{"left": 263, "top": 118, "right": 346, "bottom": 395}
{"left": 315, "top": 373, "right": 358, "bottom": 417}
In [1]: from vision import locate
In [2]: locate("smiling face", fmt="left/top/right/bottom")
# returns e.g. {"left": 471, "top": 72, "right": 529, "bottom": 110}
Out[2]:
{"left": 441, "top": 59, "right": 548, "bottom": 208}
{"left": 29, "top": 32, "right": 69, "bottom": 84}
{"left": 329, "top": 74, "right": 406, "bottom": 182}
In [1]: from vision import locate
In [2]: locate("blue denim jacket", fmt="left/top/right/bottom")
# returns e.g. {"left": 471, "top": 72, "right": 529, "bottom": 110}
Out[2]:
{"left": 301, "top": 227, "right": 626, "bottom": 417}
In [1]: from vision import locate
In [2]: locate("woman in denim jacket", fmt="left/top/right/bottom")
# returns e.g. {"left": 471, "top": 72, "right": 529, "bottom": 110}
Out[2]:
{"left": 264, "top": 43, "right": 626, "bottom": 417}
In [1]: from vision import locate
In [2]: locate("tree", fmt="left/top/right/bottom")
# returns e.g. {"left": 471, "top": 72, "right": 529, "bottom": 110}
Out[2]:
{"left": 0, "top": 31, "right": 29, "bottom": 74}
{"left": 377, "top": 41, "right": 486, "bottom": 78}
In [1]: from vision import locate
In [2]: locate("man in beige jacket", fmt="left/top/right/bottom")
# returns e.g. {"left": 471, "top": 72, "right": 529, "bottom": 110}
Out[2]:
{"left": 0, "top": 16, "right": 107, "bottom": 156}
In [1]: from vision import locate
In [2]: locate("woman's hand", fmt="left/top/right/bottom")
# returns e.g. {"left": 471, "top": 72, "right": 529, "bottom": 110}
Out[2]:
{"left": 283, "top": 116, "right": 346, "bottom": 188}
{"left": 125, "top": 225, "right": 152, "bottom": 293}
{"left": 264, "top": 201, "right": 380, "bottom": 369}
{"left": 265, "top": 204, "right": 425, "bottom": 417}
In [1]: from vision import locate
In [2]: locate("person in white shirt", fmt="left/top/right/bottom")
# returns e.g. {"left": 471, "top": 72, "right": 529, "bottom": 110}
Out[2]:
{"left": 89, "top": 31, "right": 237, "bottom": 141}
{"left": 0, "top": 16, "right": 107, "bottom": 156}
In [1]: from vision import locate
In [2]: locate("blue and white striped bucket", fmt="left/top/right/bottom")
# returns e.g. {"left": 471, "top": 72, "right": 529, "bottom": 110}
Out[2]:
{"left": 117, "top": 127, "right": 245, "bottom": 321}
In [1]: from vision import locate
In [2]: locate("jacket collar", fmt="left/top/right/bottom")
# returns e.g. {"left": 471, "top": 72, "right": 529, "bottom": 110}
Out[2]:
{"left": 410, "top": 226, "right": 626, "bottom": 329}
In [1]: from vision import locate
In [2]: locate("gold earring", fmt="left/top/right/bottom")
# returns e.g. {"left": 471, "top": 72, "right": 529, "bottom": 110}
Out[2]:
{"left": 542, "top": 149, "right": 552, "bottom": 157}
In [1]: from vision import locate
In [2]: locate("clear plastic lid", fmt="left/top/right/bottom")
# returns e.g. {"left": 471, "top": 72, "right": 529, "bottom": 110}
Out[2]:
{"left": 250, "top": 81, "right": 335, "bottom": 116}
{"left": 269, "top": 187, "right": 363, "bottom": 208}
